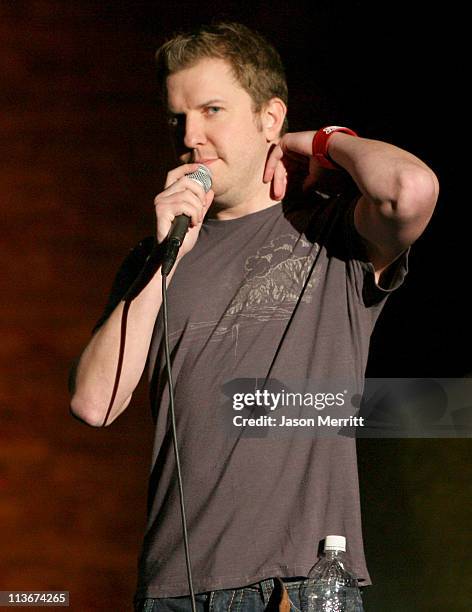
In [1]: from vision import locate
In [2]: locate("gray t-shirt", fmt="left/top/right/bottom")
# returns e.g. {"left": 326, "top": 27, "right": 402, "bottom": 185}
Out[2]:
{"left": 94, "top": 191, "right": 408, "bottom": 598}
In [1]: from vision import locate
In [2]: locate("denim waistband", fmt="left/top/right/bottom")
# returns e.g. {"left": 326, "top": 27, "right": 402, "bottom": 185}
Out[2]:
{"left": 245, "top": 577, "right": 304, "bottom": 604}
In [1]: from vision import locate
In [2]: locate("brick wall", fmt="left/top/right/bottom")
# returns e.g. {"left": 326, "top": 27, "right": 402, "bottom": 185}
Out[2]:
{"left": 1, "top": 3, "right": 160, "bottom": 609}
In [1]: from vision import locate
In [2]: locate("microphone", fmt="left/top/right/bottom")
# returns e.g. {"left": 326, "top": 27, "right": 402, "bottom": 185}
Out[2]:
{"left": 161, "top": 164, "right": 212, "bottom": 275}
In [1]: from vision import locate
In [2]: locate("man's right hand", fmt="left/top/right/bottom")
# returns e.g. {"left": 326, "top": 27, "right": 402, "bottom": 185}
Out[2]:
{"left": 154, "top": 163, "right": 214, "bottom": 260}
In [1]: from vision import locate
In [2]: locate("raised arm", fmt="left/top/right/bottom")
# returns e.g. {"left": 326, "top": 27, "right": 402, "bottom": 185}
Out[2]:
{"left": 264, "top": 129, "right": 439, "bottom": 283}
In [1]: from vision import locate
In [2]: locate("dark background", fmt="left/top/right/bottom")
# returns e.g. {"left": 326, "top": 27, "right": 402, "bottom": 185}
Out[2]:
{"left": 1, "top": 0, "right": 470, "bottom": 610}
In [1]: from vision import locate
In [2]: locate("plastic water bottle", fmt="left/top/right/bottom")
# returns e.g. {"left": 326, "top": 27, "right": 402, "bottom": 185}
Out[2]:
{"left": 300, "top": 535, "right": 364, "bottom": 611}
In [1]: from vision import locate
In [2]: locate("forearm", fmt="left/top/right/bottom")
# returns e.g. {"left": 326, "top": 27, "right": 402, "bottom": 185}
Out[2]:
{"left": 70, "top": 266, "right": 174, "bottom": 426}
{"left": 327, "top": 132, "right": 439, "bottom": 214}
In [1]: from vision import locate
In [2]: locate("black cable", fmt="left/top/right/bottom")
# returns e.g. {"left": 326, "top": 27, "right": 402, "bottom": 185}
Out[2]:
{"left": 161, "top": 271, "right": 197, "bottom": 612}
{"left": 99, "top": 239, "right": 197, "bottom": 607}
{"left": 100, "top": 299, "right": 131, "bottom": 428}
{"left": 262, "top": 193, "right": 345, "bottom": 388}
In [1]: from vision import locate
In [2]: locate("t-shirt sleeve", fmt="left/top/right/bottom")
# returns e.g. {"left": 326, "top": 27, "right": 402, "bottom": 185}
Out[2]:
{"left": 91, "top": 236, "right": 156, "bottom": 334}
{"left": 342, "top": 192, "right": 410, "bottom": 307}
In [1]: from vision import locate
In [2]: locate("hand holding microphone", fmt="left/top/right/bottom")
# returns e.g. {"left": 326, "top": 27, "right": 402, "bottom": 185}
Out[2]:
{"left": 154, "top": 164, "right": 213, "bottom": 275}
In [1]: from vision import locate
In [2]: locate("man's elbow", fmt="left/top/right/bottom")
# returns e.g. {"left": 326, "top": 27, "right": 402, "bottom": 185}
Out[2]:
{"left": 68, "top": 360, "right": 106, "bottom": 427}
{"left": 395, "top": 166, "right": 439, "bottom": 221}
{"left": 69, "top": 395, "right": 109, "bottom": 427}
{"left": 69, "top": 392, "right": 132, "bottom": 427}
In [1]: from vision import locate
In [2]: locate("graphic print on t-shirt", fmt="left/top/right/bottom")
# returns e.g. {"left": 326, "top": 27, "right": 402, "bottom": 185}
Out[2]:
{"left": 226, "top": 233, "right": 320, "bottom": 318}
{"left": 169, "top": 232, "right": 321, "bottom": 355}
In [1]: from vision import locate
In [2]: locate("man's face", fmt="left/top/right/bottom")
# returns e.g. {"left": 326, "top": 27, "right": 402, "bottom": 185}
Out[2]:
{"left": 166, "top": 58, "right": 271, "bottom": 206}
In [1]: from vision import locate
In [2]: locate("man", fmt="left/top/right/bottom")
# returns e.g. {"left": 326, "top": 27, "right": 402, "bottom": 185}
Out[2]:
{"left": 69, "top": 22, "right": 439, "bottom": 611}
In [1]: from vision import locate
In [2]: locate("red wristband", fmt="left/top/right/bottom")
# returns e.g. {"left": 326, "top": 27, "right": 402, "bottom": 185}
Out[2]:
{"left": 312, "top": 126, "right": 358, "bottom": 169}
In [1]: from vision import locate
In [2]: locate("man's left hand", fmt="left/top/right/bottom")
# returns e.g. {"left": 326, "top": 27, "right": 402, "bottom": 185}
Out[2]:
{"left": 263, "top": 131, "right": 325, "bottom": 199}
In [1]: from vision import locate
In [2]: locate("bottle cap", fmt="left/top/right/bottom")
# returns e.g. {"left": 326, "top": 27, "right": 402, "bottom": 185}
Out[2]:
{"left": 324, "top": 535, "right": 346, "bottom": 552}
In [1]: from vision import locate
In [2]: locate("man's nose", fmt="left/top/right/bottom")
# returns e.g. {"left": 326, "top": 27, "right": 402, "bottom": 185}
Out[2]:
{"left": 183, "top": 115, "right": 207, "bottom": 150}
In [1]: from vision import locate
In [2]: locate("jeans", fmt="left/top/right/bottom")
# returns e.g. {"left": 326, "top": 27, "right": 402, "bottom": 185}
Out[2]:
{"left": 134, "top": 577, "right": 305, "bottom": 612}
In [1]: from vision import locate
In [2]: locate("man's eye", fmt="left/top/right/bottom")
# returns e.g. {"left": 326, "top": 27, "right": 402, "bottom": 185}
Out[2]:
{"left": 168, "top": 116, "right": 179, "bottom": 128}
{"left": 206, "top": 106, "right": 221, "bottom": 115}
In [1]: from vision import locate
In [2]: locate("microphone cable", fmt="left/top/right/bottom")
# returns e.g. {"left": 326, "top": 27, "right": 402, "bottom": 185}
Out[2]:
{"left": 157, "top": 165, "right": 213, "bottom": 612}
{"left": 99, "top": 260, "right": 198, "bottom": 612}
{"left": 161, "top": 269, "right": 197, "bottom": 612}
{"left": 100, "top": 165, "right": 212, "bottom": 611}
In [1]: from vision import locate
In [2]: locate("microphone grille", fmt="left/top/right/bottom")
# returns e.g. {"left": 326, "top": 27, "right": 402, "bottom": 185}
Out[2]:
{"left": 186, "top": 164, "right": 212, "bottom": 193}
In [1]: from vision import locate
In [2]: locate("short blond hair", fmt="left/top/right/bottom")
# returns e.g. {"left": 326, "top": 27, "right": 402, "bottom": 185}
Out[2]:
{"left": 155, "top": 22, "right": 288, "bottom": 134}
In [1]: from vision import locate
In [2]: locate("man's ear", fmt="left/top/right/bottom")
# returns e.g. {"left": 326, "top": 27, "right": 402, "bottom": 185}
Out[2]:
{"left": 262, "top": 97, "right": 287, "bottom": 140}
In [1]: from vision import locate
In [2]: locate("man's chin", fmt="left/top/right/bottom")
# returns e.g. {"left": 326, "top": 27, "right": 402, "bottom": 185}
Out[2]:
{"left": 209, "top": 182, "right": 229, "bottom": 201}
{"left": 206, "top": 192, "right": 233, "bottom": 215}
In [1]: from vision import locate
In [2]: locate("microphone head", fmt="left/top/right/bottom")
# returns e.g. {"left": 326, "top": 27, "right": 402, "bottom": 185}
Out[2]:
{"left": 185, "top": 164, "right": 212, "bottom": 193}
